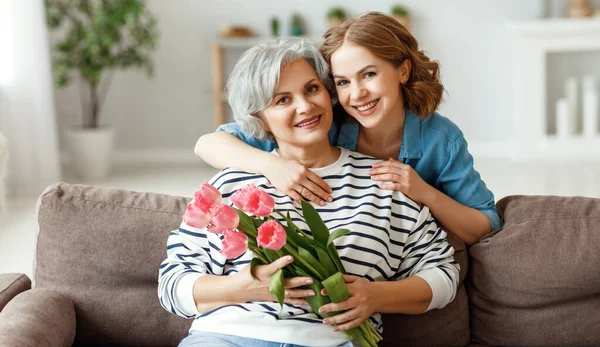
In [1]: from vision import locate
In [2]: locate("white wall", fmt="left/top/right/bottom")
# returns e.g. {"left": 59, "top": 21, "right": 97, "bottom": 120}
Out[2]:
{"left": 53, "top": 0, "right": 560, "bottom": 162}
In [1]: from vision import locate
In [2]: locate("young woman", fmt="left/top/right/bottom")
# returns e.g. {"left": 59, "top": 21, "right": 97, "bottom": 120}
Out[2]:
{"left": 160, "top": 37, "right": 458, "bottom": 347}
{"left": 195, "top": 12, "right": 499, "bottom": 245}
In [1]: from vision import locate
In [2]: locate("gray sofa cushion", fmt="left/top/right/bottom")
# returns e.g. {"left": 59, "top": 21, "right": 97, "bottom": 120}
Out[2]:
{"left": 0, "top": 288, "right": 75, "bottom": 347}
{"left": 468, "top": 195, "right": 600, "bottom": 346}
{"left": 0, "top": 273, "right": 31, "bottom": 312}
{"left": 34, "top": 183, "right": 191, "bottom": 346}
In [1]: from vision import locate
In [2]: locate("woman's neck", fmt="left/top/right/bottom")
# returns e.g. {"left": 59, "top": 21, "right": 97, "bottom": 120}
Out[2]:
{"left": 359, "top": 103, "right": 406, "bottom": 156}
{"left": 276, "top": 140, "right": 340, "bottom": 169}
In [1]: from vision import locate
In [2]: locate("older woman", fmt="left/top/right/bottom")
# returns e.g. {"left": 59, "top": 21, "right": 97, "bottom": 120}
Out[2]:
{"left": 158, "top": 38, "right": 458, "bottom": 347}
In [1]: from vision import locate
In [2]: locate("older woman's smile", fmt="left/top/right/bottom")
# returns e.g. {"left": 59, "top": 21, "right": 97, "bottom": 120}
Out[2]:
{"left": 295, "top": 115, "right": 322, "bottom": 129}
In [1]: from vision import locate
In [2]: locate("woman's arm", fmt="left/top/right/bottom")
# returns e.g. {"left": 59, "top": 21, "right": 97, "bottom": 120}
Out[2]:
{"left": 195, "top": 128, "right": 332, "bottom": 205}
{"left": 158, "top": 225, "right": 313, "bottom": 317}
{"left": 371, "top": 134, "right": 499, "bottom": 245}
{"left": 420, "top": 187, "right": 491, "bottom": 245}
{"left": 192, "top": 256, "right": 313, "bottom": 314}
{"left": 318, "top": 204, "right": 459, "bottom": 331}
{"left": 195, "top": 131, "right": 276, "bottom": 172}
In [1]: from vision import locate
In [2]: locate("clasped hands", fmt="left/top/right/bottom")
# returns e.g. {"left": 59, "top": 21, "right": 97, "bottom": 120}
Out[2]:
{"left": 244, "top": 258, "right": 375, "bottom": 332}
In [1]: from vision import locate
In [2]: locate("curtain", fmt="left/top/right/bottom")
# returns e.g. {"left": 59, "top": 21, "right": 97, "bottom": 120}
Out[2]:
{"left": 0, "top": 0, "right": 61, "bottom": 198}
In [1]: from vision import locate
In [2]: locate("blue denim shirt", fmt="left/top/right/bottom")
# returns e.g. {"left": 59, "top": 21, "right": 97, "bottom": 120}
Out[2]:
{"left": 217, "top": 110, "right": 501, "bottom": 231}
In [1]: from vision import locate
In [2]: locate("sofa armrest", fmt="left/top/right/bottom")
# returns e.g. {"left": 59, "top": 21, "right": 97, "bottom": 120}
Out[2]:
{"left": 0, "top": 273, "right": 31, "bottom": 312}
{"left": 0, "top": 288, "right": 76, "bottom": 347}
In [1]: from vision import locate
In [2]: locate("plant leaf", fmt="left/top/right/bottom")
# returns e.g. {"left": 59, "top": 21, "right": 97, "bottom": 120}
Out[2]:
{"left": 313, "top": 246, "right": 337, "bottom": 277}
{"left": 269, "top": 268, "right": 285, "bottom": 309}
{"left": 234, "top": 208, "right": 256, "bottom": 236}
{"left": 294, "top": 268, "right": 334, "bottom": 319}
{"left": 298, "top": 247, "right": 327, "bottom": 279}
{"left": 301, "top": 200, "right": 329, "bottom": 247}
{"left": 327, "top": 242, "right": 346, "bottom": 274}
{"left": 263, "top": 248, "right": 281, "bottom": 263}
{"left": 321, "top": 272, "right": 349, "bottom": 303}
{"left": 328, "top": 228, "right": 350, "bottom": 246}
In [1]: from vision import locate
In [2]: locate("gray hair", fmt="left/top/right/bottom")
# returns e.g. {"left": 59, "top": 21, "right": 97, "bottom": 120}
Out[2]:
{"left": 226, "top": 37, "right": 335, "bottom": 140}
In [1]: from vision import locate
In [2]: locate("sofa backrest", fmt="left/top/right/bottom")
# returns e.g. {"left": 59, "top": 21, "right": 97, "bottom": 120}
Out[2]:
{"left": 33, "top": 182, "right": 470, "bottom": 346}
{"left": 468, "top": 195, "right": 600, "bottom": 346}
{"left": 34, "top": 183, "right": 191, "bottom": 346}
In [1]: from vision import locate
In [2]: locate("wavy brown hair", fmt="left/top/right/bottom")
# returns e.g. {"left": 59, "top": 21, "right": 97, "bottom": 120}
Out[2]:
{"left": 320, "top": 11, "right": 444, "bottom": 119}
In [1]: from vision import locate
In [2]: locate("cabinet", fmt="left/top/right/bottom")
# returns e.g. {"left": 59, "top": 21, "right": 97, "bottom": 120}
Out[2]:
{"left": 508, "top": 18, "right": 600, "bottom": 159}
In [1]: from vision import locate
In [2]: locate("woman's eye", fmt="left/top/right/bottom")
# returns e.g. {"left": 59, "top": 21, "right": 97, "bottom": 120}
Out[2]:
{"left": 336, "top": 80, "right": 348, "bottom": 87}
{"left": 307, "top": 85, "right": 319, "bottom": 93}
{"left": 364, "top": 72, "right": 376, "bottom": 79}
{"left": 276, "top": 97, "right": 289, "bottom": 105}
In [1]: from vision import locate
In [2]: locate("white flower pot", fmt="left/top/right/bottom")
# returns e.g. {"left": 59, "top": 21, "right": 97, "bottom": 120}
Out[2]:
{"left": 66, "top": 127, "right": 114, "bottom": 179}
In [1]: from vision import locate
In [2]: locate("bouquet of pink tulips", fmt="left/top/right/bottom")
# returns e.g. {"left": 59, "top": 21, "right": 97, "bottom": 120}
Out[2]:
{"left": 183, "top": 182, "right": 382, "bottom": 347}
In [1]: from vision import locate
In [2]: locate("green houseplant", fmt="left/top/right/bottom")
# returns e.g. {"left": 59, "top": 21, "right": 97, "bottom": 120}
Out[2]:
{"left": 45, "top": 0, "right": 158, "bottom": 178}
{"left": 326, "top": 7, "right": 347, "bottom": 29}
{"left": 390, "top": 4, "right": 411, "bottom": 30}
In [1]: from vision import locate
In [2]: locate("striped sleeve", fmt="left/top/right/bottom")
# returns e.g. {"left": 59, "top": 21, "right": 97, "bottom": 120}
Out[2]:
{"left": 395, "top": 206, "right": 460, "bottom": 311}
{"left": 158, "top": 225, "right": 226, "bottom": 319}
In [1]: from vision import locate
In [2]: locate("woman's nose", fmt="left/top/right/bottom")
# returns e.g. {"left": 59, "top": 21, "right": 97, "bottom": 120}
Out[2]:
{"left": 296, "top": 97, "right": 315, "bottom": 114}
{"left": 350, "top": 83, "right": 367, "bottom": 101}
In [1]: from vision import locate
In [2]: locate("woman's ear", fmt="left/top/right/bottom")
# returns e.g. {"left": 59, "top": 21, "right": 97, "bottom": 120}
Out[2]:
{"left": 398, "top": 59, "right": 412, "bottom": 84}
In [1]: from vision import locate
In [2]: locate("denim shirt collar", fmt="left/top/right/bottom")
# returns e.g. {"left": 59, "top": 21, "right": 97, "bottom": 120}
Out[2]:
{"left": 337, "top": 109, "right": 423, "bottom": 160}
{"left": 400, "top": 110, "right": 423, "bottom": 159}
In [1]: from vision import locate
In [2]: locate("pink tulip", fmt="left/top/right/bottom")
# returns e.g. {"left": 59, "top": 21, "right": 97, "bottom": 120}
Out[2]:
{"left": 257, "top": 220, "right": 287, "bottom": 250}
{"left": 193, "top": 182, "right": 222, "bottom": 212}
{"left": 182, "top": 202, "right": 211, "bottom": 229}
{"left": 220, "top": 229, "right": 248, "bottom": 258}
{"left": 231, "top": 184, "right": 275, "bottom": 217}
{"left": 207, "top": 223, "right": 224, "bottom": 234}
{"left": 210, "top": 204, "right": 239, "bottom": 229}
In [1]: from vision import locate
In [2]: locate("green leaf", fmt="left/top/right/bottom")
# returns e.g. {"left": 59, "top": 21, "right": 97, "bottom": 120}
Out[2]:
{"left": 234, "top": 208, "right": 256, "bottom": 236}
{"left": 252, "top": 217, "right": 265, "bottom": 229}
{"left": 328, "top": 228, "right": 350, "bottom": 246}
{"left": 321, "top": 272, "right": 349, "bottom": 303}
{"left": 301, "top": 200, "right": 329, "bottom": 247}
{"left": 294, "top": 268, "right": 334, "bottom": 319}
{"left": 263, "top": 248, "right": 281, "bottom": 263}
{"left": 298, "top": 247, "right": 327, "bottom": 279}
{"left": 281, "top": 224, "right": 305, "bottom": 250}
{"left": 248, "top": 257, "right": 264, "bottom": 281}
{"left": 269, "top": 268, "right": 285, "bottom": 309}
{"left": 327, "top": 242, "right": 346, "bottom": 274}
{"left": 313, "top": 246, "right": 337, "bottom": 276}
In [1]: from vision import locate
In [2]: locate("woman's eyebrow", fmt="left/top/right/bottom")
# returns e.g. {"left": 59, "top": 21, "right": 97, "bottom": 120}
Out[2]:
{"left": 274, "top": 79, "right": 319, "bottom": 97}
{"left": 304, "top": 78, "right": 318, "bottom": 87}
{"left": 333, "top": 64, "right": 376, "bottom": 79}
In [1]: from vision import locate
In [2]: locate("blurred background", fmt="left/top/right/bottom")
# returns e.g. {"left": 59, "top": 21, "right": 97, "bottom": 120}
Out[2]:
{"left": 1, "top": 1, "right": 600, "bottom": 259}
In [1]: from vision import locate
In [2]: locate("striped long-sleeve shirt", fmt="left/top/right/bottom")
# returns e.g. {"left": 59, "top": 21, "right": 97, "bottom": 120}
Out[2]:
{"left": 158, "top": 147, "right": 459, "bottom": 347}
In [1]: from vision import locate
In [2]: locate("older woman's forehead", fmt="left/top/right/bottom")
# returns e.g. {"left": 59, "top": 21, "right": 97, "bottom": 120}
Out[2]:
{"left": 276, "top": 59, "right": 322, "bottom": 89}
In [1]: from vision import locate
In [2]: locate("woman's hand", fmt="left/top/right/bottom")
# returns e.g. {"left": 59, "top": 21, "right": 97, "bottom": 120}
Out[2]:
{"left": 369, "top": 158, "right": 433, "bottom": 204}
{"left": 318, "top": 275, "right": 375, "bottom": 332}
{"left": 243, "top": 256, "right": 315, "bottom": 305}
{"left": 264, "top": 157, "right": 333, "bottom": 206}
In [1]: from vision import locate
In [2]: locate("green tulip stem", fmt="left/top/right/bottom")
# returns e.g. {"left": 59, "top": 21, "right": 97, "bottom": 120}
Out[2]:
{"left": 247, "top": 245, "right": 269, "bottom": 264}
{"left": 273, "top": 210, "right": 310, "bottom": 239}
{"left": 281, "top": 245, "right": 325, "bottom": 281}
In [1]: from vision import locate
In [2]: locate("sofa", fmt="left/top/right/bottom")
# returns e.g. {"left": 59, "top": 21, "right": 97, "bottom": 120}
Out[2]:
{"left": 0, "top": 182, "right": 598, "bottom": 346}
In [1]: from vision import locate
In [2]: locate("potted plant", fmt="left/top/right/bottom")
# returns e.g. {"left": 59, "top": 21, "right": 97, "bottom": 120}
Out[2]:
{"left": 45, "top": 0, "right": 158, "bottom": 179}
{"left": 327, "top": 7, "right": 347, "bottom": 29}
{"left": 290, "top": 14, "right": 305, "bottom": 36}
{"left": 391, "top": 4, "right": 411, "bottom": 30}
